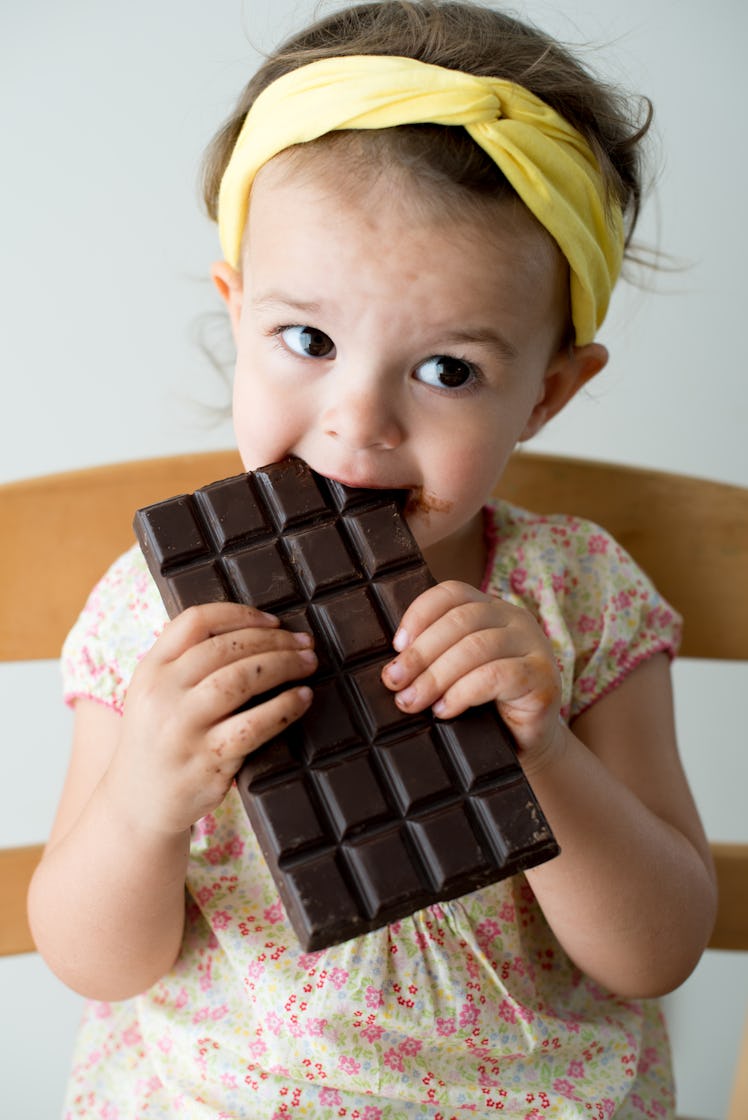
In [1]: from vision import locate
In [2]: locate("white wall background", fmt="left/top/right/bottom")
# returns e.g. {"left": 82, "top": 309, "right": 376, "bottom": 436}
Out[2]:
{"left": 1, "top": 1, "right": 746, "bottom": 1116}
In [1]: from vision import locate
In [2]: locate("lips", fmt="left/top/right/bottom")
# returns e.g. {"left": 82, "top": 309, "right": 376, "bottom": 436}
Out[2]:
{"left": 317, "top": 467, "right": 416, "bottom": 495}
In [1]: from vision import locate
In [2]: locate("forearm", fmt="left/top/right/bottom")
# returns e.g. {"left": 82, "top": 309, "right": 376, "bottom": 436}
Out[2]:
{"left": 524, "top": 723, "right": 716, "bottom": 998}
{"left": 29, "top": 769, "right": 190, "bottom": 1001}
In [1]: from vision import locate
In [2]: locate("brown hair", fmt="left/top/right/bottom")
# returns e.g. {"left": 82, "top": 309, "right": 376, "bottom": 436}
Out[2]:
{"left": 202, "top": 0, "right": 652, "bottom": 250}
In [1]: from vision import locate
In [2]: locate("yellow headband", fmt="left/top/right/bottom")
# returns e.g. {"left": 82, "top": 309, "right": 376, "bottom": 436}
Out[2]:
{"left": 218, "top": 55, "right": 624, "bottom": 344}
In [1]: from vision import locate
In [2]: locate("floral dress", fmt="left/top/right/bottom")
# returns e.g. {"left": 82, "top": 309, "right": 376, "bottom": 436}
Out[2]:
{"left": 59, "top": 500, "right": 682, "bottom": 1120}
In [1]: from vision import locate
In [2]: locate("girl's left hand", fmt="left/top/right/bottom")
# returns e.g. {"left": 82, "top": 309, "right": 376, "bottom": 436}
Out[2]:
{"left": 380, "top": 580, "right": 563, "bottom": 760}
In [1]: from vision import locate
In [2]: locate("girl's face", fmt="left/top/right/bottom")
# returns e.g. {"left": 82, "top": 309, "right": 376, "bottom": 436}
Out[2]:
{"left": 214, "top": 157, "right": 605, "bottom": 582}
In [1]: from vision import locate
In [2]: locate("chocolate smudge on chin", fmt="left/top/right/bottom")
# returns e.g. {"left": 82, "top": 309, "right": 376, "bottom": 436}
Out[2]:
{"left": 405, "top": 486, "right": 454, "bottom": 522}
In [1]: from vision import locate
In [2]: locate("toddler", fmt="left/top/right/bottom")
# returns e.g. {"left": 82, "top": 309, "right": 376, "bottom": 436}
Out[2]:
{"left": 29, "top": 2, "right": 716, "bottom": 1117}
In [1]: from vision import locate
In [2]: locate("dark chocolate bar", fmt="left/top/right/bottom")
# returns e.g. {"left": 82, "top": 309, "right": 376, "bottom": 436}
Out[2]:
{"left": 134, "top": 458, "right": 558, "bottom": 950}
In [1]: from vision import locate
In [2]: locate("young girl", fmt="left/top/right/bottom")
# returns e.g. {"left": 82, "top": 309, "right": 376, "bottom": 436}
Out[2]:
{"left": 29, "top": 2, "right": 716, "bottom": 1116}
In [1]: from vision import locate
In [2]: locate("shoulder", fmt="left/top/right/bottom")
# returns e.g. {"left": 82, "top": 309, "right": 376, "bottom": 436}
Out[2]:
{"left": 484, "top": 499, "right": 653, "bottom": 597}
{"left": 61, "top": 544, "right": 167, "bottom": 712}
{"left": 483, "top": 500, "right": 682, "bottom": 719}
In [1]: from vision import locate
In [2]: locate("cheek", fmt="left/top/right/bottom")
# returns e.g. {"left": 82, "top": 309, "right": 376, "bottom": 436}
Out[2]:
{"left": 232, "top": 367, "right": 311, "bottom": 471}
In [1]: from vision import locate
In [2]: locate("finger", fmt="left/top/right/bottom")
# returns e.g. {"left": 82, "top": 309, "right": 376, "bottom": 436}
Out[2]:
{"left": 206, "top": 684, "right": 314, "bottom": 763}
{"left": 431, "top": 652, "right": 557, "bottom": 720}
{"left": 153, "top": 602, "right": 280, "bottom": 662}
{"left": 389, "top": 625, "right": 515, "bottom": 713}
{"left": 383, "top": 599, "right": 511, "bottom": 691}
{"left": 177, "top": 624, "right": 313, "bottom": 688}
{"left": 190, "top": 646, "right": 318, "bottom": 723}
{"left": 392, "top": 580, "right": 488, "bottom": 651}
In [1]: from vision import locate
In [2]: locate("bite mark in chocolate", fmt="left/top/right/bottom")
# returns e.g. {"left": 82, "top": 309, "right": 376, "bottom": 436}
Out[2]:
{"left": 134, "top": 457, "right": 559, "bottom": 951}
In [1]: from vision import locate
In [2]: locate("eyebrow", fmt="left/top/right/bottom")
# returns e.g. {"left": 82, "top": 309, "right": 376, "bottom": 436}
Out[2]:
{"left": 252, "top": 293, "right": 324, "bottom": 317}
{"left": 439, "top": 328, "right": 518, "bottom": 363}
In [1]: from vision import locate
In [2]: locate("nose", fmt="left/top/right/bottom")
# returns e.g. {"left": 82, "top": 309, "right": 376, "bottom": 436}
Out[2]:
{"left": 321, "top": 378, "right": 404, "bottom": 452}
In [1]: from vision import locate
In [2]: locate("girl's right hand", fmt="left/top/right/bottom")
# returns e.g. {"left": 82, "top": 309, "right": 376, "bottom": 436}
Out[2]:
{"left": 105, "top": 602, "right": 316, "bottom": 836}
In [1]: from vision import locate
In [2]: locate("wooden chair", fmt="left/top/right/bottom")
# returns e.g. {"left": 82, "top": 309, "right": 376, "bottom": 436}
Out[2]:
{"left": 1, "top": 449, "right": 747, "bottom": 1118}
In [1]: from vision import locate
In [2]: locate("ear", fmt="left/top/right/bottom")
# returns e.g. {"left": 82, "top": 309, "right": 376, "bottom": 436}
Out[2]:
{"left": 210, "top": 261, "right": 244, "bottom": 339}
{"left": 519, "top": 342, "right": 608, "bottom": 442}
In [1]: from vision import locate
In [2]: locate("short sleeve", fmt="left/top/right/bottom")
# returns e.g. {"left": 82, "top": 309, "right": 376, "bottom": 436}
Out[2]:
{"left": 61, "top": 544, "right": 168, "bottom": 713}
{"left": 483, "top": 502, "right": 682, "bottom": 721}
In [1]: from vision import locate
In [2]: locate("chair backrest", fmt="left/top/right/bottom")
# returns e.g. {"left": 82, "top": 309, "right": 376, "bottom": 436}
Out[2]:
{"left": 2, "top": 449, "right": 747, "bottom": 1116}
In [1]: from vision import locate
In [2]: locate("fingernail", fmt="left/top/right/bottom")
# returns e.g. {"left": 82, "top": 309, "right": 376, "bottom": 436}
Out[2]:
{"left": 298, "top": 649, "right": 317, "bottom": 666}
{"left": 297, "top": 686, "right": 313, "bottom": 703}
{"left": 292, "top": 631, "right": 313, "bottom": 647}
{"left": 433, "top": 698, "right": 447, "bottom": 717}
{"left": 395, "top": 686, "right": 416, "bottom": 709}
{"left": 384, "top": 659, "right": 404, "bottom": 685}
{"left": 393, "top": 628, "right": 409, "bottom": 651}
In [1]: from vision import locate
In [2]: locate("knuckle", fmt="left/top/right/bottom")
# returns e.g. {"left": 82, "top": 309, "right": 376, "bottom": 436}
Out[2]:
{"left": 172, "top": 604, "right": 211, "bottom": 643}
{"left": 461, "top": 628, "right": 490, "bottom": 659}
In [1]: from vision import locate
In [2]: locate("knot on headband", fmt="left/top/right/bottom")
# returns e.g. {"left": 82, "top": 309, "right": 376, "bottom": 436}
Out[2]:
{"left": 217, "top": 55, "right": 624, "bottom": 344}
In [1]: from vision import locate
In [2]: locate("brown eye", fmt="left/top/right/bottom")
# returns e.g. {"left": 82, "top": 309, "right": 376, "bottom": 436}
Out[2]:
{"left": 282, "top": 326, "right": 336, "bottom": 358}
{"left": 414, "top": 355, "right": 477, "bottom": 390}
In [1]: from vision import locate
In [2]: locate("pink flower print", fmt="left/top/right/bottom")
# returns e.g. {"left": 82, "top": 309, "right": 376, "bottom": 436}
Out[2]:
{"left": 458, "top": 1001, "right": 480, "bottom": 1029}
{"left": 319, "top": 1088, "right": 342, "bottom": 1107}
{"left": 577, "top": 676, "right": 596, "bottom": 695}
{"left": 329, "top": 967, "right": 349, "bottom": 989}
{"left": 224, "top": 835, "right": 245, "bottom": 859}
{"left": 95, "top": 1002, "right": 113, "bottom": 1019}
{"left": 212, "top": 910, "right": 231, "bottom": 930}
{"left": 204, "top": 844, "right": 225, "bottom": 865}
{"left": 577, "top": 613, "right": 599, "bottom": 634}
{"left": 122, "top": 1025, "right": 143, "bottom": 1046}
{"left": 475, "top": 918, "right": 501, "bottom": 948}
{"left": 100, "top": 1104, "right": 120, "bottom": 1119}
{"left": 613, "top": 590, "right": 633, "bottom": 611}
{"left": 246, "top": 959, "right": 265, "bottom": 980}
{"left": 298, "top": 951, "right": 324, "bottom": 971}
{"left": 498, "top": 999, "right": 517, "bottom": 1024}
{"left": 339, "top": 1054, "right": 362, "bottom": 1074}
{"left": 195, "top": 813, "right": 217, "bottom": 838}
{"left": 566, "top": 1059, "right": 585, "bottom": 1079}
{"left": 383, "top": 1047, "right": 405, "bottom": 1072}
{"left": 509, "top": 567, "right": 527, "bottom": 594}
{"left": 399, "top": 1037, "right": 423, "bottom": 1057}
{"left": 360, "top": 1023, "right": 384, "bottom": 1043}
{"left": 551, "top": 572, "right": 567, "bottom": 595}
{"left": 639, "top": 1046, "right": 659, "bottom": 1075}
{"left": 248, "top": 1039, "right": 267, "bottom": 1058}
{"left": 553, "top": 1079, "right": 581, "bottom": 1101}
{"left": 365, "top": 985, "right": 384, "bottom": 1010}
{"left": 263, "top": 900, "right": 284, "bottom": 924}
{"left": 174, "top": 988, "right": 189, "bottom": 1010}
{"left": 307, "top": 1018, "right": 328, "bottom": 1037}
{"left": 588, "top": 534, "right": 609, "bottom": 555}
{"left": 362, "top": 1109, "right": 383, "bottom": 1120}
{"left": 436, "top": 1017, "right": 456, "bottom": 1036}
{"left": 265, "top": 1011, "right": 283, "bottom": 1035}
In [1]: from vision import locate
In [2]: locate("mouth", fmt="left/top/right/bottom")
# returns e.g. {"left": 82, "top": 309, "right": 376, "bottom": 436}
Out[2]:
{"left": 315, "top": 469, "right": 454, "bottom": 521}
{"left": 295, "top": 456, "right": 455, "bottom": 523}
{"left": 316, "top": 466, "right": 416, "bottom": 498}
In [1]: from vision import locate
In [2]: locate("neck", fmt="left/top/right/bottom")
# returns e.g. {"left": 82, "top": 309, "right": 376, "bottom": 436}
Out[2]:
{"left": 422, "top": 511, "right": 487, "bottom": 589}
